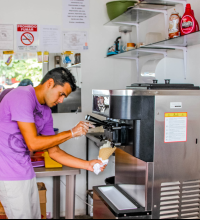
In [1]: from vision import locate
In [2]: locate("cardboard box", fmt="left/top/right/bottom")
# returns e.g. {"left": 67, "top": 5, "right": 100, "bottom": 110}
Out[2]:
{"left": 40, "top": 203, "right": 46, "bottom": 220}
{"left": 37, "top": 182, "right": 47, "bottom": 220}
{"left": 0, "top": 202, "right": 5, "bottom": 215}
{"left": 0, "top": 202, "right": 7, "bottom": 219}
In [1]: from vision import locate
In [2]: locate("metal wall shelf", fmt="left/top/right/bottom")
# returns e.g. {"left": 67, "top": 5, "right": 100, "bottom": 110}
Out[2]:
{"left": 106, "top": 31, "right": 200, "bottom": 60}
{"left": 104, "top": 1, "right": 186, "bottom": 27}
{"left": 126, "top": 0, "right": 186, "bottom": 6}
{"left": 104, "top": 0, "right": 189, "bottom": 79}
{"left": 143, "top": 31, "right": 200, "bottom": 48}
{"left": 106, "top": 48, "right": 171, "bottom": 59}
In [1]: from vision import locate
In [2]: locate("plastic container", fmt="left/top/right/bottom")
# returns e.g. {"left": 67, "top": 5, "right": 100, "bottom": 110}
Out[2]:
{"left": 168, "top": 10, "right": 181, "bottom": 39}
{"left": 31, "top": 155, "right": 45, "bottom": 168}
{"left": 42, "top": 152, "right": 62, "bottom": 168}
{"left": 54, "top": 128, "right": 59, "bottom": 135}
{"left": 192, "top": 10, "right": 199, "bottom": 31}
{"left": 181, "top": 4, "right": 197, "bottom": 36}
{"left": 32, "top": 161, "right": 45, "bottom": 168}
{"left": 106, "top": 1, "right": 136, "bottom": 21}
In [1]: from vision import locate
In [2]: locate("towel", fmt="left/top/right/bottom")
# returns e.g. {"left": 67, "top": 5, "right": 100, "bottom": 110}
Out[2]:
{"left": 93, "top": 157, "right": 109, "bottom": 175}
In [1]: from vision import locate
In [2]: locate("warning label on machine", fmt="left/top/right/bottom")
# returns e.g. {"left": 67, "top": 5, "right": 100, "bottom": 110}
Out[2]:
{"left": 164, "top": 112, "right": 187, "bottom": 143}
{"left": 17, "top": 24, "right": 38, "bottom": 52}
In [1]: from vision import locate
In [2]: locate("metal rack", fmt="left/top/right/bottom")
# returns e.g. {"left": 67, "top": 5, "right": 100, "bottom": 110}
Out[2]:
{"left": 104, "top": 1, "right": 186, "bottom": 39}
{"left": 104, "top": 0, "right": 198, "bottom": 79}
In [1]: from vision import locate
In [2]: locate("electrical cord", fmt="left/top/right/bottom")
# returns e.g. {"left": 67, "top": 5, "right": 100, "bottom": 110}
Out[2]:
{"left": 60, "top": 180, "right": 93, "bottom": 208}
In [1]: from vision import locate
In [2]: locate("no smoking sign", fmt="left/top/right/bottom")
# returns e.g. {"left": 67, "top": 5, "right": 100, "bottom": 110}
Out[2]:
{"left": 21, "top": 32, "right": 34, "bottom": 46}
{"left": 17, "top": 24, "right": 38, "bottom": 52}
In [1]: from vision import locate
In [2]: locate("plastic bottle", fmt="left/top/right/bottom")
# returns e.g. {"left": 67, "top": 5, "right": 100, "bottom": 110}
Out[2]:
{"left": 192, "top": 10, "right": 199, "bottom": 31}
{"left": 169, "top": 9, "right": 181, "bottom": 39}
{"left": 180, "top": 4, "right": 196, "bottom": 35}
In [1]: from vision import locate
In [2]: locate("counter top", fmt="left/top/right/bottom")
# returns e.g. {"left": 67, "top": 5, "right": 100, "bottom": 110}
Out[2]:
{"left": 34, "top": 166, "right": 81, "bottom": 178}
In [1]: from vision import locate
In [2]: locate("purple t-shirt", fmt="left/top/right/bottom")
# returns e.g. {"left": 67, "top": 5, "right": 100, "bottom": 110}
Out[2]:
{"left": 0, "top": 86, "right": 55, "bottom": 181}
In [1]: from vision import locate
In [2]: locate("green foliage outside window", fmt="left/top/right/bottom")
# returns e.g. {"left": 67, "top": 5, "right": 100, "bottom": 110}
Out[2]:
{"left": 0, "top": 59, "right": 43, "bottom": 84}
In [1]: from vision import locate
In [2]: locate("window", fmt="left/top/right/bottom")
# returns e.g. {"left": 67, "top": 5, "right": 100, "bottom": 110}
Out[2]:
{"left": 0, "top": 58, "right": 43, "bottom": 90}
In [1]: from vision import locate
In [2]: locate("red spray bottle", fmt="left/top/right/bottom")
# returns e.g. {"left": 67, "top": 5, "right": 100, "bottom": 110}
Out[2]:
{"left": 181, "top": 4, "right": 197, "bottom": 35}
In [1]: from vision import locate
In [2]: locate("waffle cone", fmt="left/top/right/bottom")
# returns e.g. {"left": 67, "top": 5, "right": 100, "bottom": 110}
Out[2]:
{"left": 99, "top": 147, "right": 116, "bottom": 160}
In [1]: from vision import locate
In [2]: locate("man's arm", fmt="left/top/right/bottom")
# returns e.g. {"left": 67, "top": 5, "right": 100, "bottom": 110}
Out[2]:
{"left": 17, "top": 121, "right": 93, "bottom": 152}
{"left": 48, "top": 146, "right": 105, "bottom": 172}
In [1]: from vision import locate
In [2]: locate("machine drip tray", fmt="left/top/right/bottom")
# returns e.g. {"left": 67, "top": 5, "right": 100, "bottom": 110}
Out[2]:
{"left": 93, "top": 185, "right": 151, "bottom": 218}
{"left": 99, "top": 186, "right": 137, "bottom": 210}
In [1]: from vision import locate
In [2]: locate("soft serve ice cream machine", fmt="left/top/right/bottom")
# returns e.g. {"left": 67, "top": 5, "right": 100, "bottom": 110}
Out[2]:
{"left": 87, "top": 83, "right": 200, "bottom": 219}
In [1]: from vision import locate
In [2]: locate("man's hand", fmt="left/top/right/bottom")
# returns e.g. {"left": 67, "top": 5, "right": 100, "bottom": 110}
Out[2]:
{"left": 71, "top": 121, "right": 95, "bottom": 138}
{"left": 87, "top": 160, "right": 107, "bottom": 172}
{"left": 48, "top": 147, "right": 107, "bottom": 172}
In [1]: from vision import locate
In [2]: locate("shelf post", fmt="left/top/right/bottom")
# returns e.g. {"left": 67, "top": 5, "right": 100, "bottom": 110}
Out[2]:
{"left": 136, "top": 24, "right": 139, "bottom": 44}
{"left": 164, "top": 11, "right": 169, "bottom": 40}
{"left": 136, "top": 58, "right": 139, "bottom": 82}
{"left": 183, "top": 47, "right": 187, "bottom": 80}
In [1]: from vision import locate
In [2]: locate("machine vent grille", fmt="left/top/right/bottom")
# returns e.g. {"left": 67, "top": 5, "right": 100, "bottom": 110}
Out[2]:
{"left": 160, "top": 182, "right": 180, "bottom": 219}
{"left": 181, "top": 180, "right": 200, "bottom": 219}
{"left": 159, "top": 181, "right": 200, "bottom": 219}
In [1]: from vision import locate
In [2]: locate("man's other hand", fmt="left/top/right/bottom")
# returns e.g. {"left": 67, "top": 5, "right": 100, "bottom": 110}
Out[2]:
{"left": 71, "top": 121, "right": 95, "bottom": 138}
{"left": 87, "top": 160, "right": 107, "bottom": 172}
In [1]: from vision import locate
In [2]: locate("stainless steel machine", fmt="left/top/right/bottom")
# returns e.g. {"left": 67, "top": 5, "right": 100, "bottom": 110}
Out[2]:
{"left": 86, "top": 83, "right": 200, "bottom": 219}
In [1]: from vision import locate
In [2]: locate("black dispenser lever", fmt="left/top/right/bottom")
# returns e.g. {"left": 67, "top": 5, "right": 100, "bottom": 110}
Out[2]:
{"left": 85, "top": 115, "right": 108, "bottom": 126}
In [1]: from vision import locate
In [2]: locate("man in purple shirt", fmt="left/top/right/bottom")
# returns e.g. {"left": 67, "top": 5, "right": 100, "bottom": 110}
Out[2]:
{"left": 0, "top": 67, "right": 105, "bottom": 219}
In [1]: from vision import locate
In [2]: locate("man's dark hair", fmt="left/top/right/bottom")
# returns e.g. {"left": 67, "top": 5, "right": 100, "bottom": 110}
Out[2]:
{"left": 41, "top": 67, "right": 77, "bottom": 92}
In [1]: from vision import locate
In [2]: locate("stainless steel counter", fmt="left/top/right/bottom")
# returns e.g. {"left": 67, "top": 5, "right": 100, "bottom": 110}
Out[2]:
{"left": 35, "top": 166, "right": 80, "bottom": 177}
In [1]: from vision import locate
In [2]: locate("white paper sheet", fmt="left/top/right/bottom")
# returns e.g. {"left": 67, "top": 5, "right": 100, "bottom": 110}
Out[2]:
{"left": 62, "top": 0, "right": 90, "bottom": 28}
{"left": 0, "top": 24, "right": 14, "bottom": 50}
{"left": 63, "top": 31, "right": 88, "bottom": 51}
{"left": 40, "top": 25, "right": 61, "bottom": 53}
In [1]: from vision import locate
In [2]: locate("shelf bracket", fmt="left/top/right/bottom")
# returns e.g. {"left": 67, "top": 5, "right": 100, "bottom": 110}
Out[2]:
{"left": 115, "top": 57, "right": 139, "bottom": 81}
{"left": 133, "top": 7, "right": 169, "bottom": 40}
{"left": 147, "top": 45, "right": 187, "bottom": 79}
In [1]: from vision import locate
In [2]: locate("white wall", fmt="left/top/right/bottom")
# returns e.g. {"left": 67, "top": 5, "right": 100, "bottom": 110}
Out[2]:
{"left": 1, "top": 0, "right": 200, "bottom": 217}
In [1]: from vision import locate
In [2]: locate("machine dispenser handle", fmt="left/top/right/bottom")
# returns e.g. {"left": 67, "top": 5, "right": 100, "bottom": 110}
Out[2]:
{"left": 85, "top": 115, "right": 108, "bottom": 126}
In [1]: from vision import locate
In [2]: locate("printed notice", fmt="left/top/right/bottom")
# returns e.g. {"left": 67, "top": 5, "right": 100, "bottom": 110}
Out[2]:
{"left": 0, "top": 24, "right": 14, "bottom": 50}
{"left": 164, "top": 113, "right": 187, "bottom": 143}
{"left": 17, "top": 24, "right": 38, "bottom": 52}
{"left": 40, "top": 25, "right": 61, "bottom": 53}
{"left": 63, "top": 31, "right": 88, "bottom": 51}
{"left": 62, "top": 0, "right": 89, "bottom": 28}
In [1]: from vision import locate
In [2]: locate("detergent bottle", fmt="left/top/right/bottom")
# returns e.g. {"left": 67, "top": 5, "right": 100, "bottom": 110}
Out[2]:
{"left": 181, "top": 4, "right": 197, "bottom": 35}
{"left": 192, "top": 10, "right": 199, "bottom": 31}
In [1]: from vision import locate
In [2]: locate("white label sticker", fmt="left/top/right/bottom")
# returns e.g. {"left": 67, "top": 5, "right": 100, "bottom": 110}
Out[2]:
{"left": 170, "top": 102, "right": 182, "bottom": 109}
{"left": 165, "top": 113, "right": 187, "bottom": 143}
